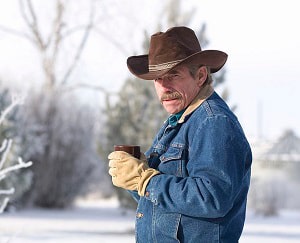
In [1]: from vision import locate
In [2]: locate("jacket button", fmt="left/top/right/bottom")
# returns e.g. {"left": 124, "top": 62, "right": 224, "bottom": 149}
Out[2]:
{"left": 145, "top": 191, "right": 150, "bottom": 197}
{"left": 137, "top": 212, "right": 144, "bottom": 218}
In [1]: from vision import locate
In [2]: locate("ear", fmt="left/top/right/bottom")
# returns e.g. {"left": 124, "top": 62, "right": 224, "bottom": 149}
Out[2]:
{"left": 196, "top": 66, "right": 208, "bottom": 87}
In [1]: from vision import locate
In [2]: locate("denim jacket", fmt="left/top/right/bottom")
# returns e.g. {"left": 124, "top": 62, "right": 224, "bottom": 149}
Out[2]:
{"left": 130, "top": 89, "right": 252, "bottom": 243}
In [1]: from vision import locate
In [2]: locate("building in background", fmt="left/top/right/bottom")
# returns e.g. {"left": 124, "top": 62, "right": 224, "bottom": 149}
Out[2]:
{"left": 249, "top": 130, "right": 300, "bottom": 215}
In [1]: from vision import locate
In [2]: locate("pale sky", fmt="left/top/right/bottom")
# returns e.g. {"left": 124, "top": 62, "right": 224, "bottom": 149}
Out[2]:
{"left": 189, "top": 0, "right": 300, "bottom": 141}
{"left": 0, "top": 0, "right": 299, "bottom": 142}
{"left": 104, "top": 0, "right": 300, "bottom": 141}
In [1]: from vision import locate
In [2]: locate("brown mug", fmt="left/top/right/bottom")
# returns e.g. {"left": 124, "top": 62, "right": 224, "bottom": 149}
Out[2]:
{"left": 114, "top": 145, "right": 141, "bottom": 159}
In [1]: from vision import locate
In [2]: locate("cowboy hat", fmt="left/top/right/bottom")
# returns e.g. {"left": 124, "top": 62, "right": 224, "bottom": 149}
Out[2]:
{"left": 127, "top": 26, "right": 228, "bottom": 80}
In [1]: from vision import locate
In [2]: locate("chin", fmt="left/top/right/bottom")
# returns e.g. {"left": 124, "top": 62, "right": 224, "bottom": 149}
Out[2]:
{"left": 163, "top": 102, "right": 184, "bottom": 114}
{"left": 165, "top": 108, "right": 181, "bottom": 114}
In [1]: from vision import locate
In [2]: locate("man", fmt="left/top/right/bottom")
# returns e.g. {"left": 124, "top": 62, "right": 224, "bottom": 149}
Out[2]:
{"left": 108, "top": 26, "right": 252, "bottom": 242}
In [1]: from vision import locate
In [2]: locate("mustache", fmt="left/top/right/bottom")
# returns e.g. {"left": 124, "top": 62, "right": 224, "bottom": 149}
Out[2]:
{"left": 160, "top": 92, "right": 182, "bottom": 102}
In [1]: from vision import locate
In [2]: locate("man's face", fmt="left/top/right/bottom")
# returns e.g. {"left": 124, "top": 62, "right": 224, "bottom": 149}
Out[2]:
{"left": 154, "top": 65, "right": 206, "bottom": 114}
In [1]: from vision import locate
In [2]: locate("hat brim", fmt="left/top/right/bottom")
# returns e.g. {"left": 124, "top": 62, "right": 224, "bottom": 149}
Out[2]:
{"left": 127, "top": 50, "right": 228, "bottom": 80}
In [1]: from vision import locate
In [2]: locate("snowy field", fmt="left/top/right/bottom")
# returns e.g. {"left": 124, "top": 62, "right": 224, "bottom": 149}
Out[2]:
{"left": 1, "top": 199, "right": 300, "bottom": 243}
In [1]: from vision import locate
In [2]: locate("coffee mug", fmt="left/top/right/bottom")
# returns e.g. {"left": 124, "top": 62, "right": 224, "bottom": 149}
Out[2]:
{"left": 114, "top": 145, "right": 141, "bottom": 159}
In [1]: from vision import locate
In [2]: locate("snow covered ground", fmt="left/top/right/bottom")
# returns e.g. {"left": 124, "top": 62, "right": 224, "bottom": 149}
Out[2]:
{"left": 0, "top": 198, "right": 300, "bottom": 243}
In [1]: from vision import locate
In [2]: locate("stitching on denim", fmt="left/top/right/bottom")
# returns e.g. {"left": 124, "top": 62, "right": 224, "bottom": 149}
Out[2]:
{"left": 173, "top": 213, "right": 182, "bottom": 242}
{"left": 203, "top": 101, "right": 214, "bottom": 116}
{"left": 152, "top": 203, "right": 157, "bottom": 243}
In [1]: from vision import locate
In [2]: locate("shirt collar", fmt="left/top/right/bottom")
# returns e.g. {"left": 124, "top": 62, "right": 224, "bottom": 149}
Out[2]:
{"left": 168, "top": 109, "right": 186, "bottom": 126}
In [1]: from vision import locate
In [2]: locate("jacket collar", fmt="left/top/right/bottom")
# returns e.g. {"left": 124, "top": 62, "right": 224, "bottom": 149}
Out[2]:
{"left": 178, "top": 84, "right": 214, "bottom": 124}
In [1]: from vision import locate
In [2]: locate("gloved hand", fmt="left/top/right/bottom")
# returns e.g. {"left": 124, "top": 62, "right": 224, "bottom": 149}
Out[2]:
{"left": 108, "top": 151, "right": 160, "bottom": 196}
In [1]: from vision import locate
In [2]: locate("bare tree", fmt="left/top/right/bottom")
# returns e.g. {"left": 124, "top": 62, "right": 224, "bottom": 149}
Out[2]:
{"left": 0, "top": 0, "right": 96, "bottom": 89}
{"left": 0, "top": 1, "right": 106, "bottom": 208}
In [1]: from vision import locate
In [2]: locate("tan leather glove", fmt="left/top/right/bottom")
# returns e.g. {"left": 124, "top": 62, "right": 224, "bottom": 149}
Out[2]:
{"left": 108, "top": 151, "right": 160, "bottom": 196}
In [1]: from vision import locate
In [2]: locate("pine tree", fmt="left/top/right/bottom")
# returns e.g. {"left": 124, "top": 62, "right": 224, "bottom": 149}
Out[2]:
{"left": 100, "top": 0, "right": 229, "bottom": 208}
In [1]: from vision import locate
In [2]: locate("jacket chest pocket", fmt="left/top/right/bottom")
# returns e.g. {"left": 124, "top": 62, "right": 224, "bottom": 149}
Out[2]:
{"left": 159, "top": 146, "right": 187, "bottom": 177}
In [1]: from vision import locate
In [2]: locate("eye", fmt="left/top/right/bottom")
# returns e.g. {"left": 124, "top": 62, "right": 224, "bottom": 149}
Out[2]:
{"left": 155, "top": 74, "right": 179, "bottom": 82}
{"left": 169, "top": 74, "right": 179, "bottom": 80}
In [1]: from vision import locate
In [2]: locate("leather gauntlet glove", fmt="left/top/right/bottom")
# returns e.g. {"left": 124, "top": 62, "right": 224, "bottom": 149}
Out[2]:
{"left": 108, "top": 151, "right": 160, "bottom": 196}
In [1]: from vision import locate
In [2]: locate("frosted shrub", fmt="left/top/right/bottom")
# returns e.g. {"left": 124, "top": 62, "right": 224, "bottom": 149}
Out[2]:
{"left": 0, "top": 94, "right": 32, "bottom": 213}
{"left": 249, "top": 176, "right": 285, "bottom": 216}
{"left": 18, "top": 89, "right": 99, "bottom": 208}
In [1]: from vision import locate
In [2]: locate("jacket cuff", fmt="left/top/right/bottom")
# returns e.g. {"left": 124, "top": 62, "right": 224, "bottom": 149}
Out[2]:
{"left": 143, "top": 174, "right": 160, "bottom": 205}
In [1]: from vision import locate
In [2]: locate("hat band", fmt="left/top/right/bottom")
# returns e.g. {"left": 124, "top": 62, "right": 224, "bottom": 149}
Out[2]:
{"left": 149, "top": 59, "right": 184, "bottom": 72}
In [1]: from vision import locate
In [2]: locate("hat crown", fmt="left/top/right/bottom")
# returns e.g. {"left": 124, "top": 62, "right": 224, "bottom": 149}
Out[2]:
{"left": 148, "top": 27, "right": 202, "bottom": 66}
{"left": 126, "top": 26, "right": 227, "bottom": 80}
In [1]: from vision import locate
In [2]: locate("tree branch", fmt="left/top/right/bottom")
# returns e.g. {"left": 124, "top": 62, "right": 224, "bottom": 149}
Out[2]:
{"left": 0, "top": 25, "right": 35, "bottom": 44}
{"left": 0, "top": 95, "right": 24, "bottom": 125}
{"left": 0, "top": 157, "right": 33, "bottom": 178}
{"left": 62, "top": 83, "right": 118, "bottom": 96}
{"left": 50, "top": 0, "right": 65, "bottom": 62}
{"left": 19, "top": 0, "right": 32, "bottom": 28}
{"left": 94, "top": 27, "right": 129, "bottom": 56}
{"left": 60, "top": 2, "right": 95, "bottom": 85}
{"left": 19, "top": 0, "right": 46, "bottom": 50}
{"left": 0, "top": 188, "right": 15, "bottom": 195}
{"left": 0, "top": 197, "right": 9, "bottom": 213}
{"left": 0, "top": 139, "right": 12, "bottom": 170}
{"left": 61, "top": 25, "right": 91, "bottom": 39}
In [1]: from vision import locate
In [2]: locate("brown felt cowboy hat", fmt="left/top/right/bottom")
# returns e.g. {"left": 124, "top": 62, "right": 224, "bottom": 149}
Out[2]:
{"left": 127, "top": 26, "right": 228, "bottom": 80}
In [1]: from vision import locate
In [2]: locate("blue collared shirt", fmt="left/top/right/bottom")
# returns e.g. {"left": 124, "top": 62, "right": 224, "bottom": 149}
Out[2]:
{"left": 168, "top": 109, "right": 185, "bottom": 127}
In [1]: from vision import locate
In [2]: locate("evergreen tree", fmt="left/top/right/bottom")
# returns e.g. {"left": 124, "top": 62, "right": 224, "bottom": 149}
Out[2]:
{"left": 101, "top": 0, "right": 229, "bottom": 208}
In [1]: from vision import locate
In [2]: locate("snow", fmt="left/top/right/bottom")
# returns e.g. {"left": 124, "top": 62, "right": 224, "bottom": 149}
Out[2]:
{"left": 241, "top": 210, "right": 300, "bottom": 243}
{"left": 0, "top": 199, "right": 135, "bottom": 243}
{"left": 1, "top": 198, "right": 300, "bottom": 243}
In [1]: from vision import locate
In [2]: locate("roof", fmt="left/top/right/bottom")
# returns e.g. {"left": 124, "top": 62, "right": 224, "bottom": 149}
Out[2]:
{"left": 259, "top": 130, "right": 300, "bottom": 162}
